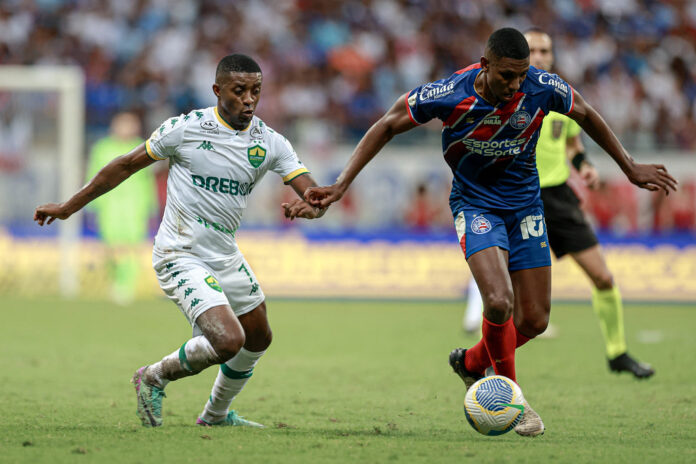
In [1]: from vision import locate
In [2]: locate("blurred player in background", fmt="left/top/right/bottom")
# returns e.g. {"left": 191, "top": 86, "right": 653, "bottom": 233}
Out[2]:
{"left": 306, "top": 28, "right": 676, "bottom": 437}
{"left": 35, "top": 54, "right": 326, "bottom": 428}
{"left": 86, "top": 112, "right": 156, "bottom": 304}
{"left": 463, "top": 29, "right": 654, "bottom": 379}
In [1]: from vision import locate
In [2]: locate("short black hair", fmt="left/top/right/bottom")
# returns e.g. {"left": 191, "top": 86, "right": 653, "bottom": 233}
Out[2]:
{"left": 485, "top": 28, "right": 530, "bottom": 60}
{"left": 215, "top": 54, "right": 262, "bottom": 81}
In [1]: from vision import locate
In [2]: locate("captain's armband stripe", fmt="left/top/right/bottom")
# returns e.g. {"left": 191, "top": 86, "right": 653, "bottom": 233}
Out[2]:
{"left": 283, "top": 168, "right": 310, "bottom": 184}
{"left": 145, "top": 139, "right": 166, "bottom": 161}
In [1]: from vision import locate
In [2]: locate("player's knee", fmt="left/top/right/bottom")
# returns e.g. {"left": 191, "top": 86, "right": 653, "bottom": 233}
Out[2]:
{"left": 213, "top": 332, "right": 246, "bottom": 362}
{"left": 245, "top": 326, "right": 273, "bottom": 352}
{"left": 591, "top": 272, "right": 614, "bottom": 290}
{"left": 518, "top": 310, "right": 550, "bottom": 337}
{"left": 482, "top": 292, "right": 514, "bottom": 323}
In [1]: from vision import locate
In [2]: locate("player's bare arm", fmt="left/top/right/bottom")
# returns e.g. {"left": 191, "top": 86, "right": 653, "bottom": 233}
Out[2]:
{"left": 282, "top": 173, "right": 327, "bottom": 220}
{"left": 304, "top": 93, "right": 416, "bottom": 208}
{"left": 34, "top": 143, "right": 157, "bottom": 226}
{"left": 568, "top": 90, "right": 677, "bottom": 194}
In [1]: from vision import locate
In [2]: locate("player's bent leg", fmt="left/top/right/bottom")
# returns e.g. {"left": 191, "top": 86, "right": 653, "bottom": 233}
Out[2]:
{"left": 510, "top": 266, "right": 551, "bottom": 339}
{"left": 508, "top": 266, "right": 550, "bottom": 437}
{"left": 450, "top": 247, "right": 517, "bottom": 385}
{"left": 132, "top": 305, "right": 244, "bottom": 427}
{"left": 199, "top": 302, "right": 271, "bottom": 426}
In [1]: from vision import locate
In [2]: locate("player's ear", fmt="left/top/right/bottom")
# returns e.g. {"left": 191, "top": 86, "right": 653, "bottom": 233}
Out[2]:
{"left": 212, "top": 83, "right": 221, "bottom": 97}
{"left": 480, "top": 56, "right": 489, "bottom": 72}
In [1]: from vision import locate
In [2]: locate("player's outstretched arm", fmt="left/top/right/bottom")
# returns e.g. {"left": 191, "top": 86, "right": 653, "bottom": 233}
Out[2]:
{"left": 282, "top": 173, "right": 327, "bottom": 220}
{"left": 304, "top": 93, "right": 417, "bottom": 208}
{"left": 34, "top": 143, "right": 157, "bottom": 226}
{"left": 568, "top": 90, "right": 678, "bottom": 194}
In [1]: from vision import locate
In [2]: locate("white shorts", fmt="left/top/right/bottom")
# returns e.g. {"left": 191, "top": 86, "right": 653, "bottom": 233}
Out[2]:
{"left": 153, "top": 251, "right": 265, "bottom": 330}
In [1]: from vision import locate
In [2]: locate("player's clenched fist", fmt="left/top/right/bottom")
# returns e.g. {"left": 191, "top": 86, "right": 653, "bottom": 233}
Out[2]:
{"left": 34, "top": 203, "right": 72, "bottom": 226}
{"left": 304, "top": 184, "right": 344, "bottom": 208}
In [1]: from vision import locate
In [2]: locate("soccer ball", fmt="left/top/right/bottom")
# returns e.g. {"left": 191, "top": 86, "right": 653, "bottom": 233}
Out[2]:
{"left": 464, "top": 375, "right": 525, "bottom": 436}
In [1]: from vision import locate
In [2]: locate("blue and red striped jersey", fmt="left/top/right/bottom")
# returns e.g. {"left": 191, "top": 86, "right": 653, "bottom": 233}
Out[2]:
{"left": 406, "top": 64, "right": 574, "bottom": 212}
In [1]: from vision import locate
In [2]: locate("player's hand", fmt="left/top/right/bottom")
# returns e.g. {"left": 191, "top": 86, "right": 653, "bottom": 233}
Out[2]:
{"left": 304, "top": 184, "right": 344, "bottom": 208}
{"left": 34, "top": 203, "right": 72, "bottom": 226}
{"left": 579, "top": 163, "right": 600, "bottom": 190}
{"left": 625, "top": 163, "right": 678, "bottom": 195}
{"left": 282, "top": 198, "right": 325, "bottom": 220}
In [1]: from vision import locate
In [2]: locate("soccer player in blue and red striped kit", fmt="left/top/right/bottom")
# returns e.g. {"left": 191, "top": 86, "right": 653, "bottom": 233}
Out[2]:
{"left": 304, "top": 28, "right": 676, "bottom": 437}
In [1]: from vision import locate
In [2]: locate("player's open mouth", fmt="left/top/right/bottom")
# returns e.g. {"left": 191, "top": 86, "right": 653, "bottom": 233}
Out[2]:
{"left": 241, "top": 110, "right": 254, "bottom": 117}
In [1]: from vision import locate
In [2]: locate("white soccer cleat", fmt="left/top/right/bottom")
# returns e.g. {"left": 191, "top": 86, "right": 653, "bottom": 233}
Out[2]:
{"left": 514, "top": 400, "right": 545, "bottom": 437}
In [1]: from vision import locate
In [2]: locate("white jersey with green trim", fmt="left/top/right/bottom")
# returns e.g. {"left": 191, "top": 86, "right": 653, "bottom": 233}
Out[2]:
{"left": 146, "top": 106, "right": 309, "bottom": 258}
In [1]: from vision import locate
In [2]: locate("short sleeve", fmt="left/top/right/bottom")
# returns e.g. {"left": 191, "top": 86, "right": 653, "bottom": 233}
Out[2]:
{"left": 146, "top": 115, "right": 186, "bottom": 161}
{"left": 405, "top": 76, "right": 457, "bottom": 125}
{"left": 537, "top": 71, "right": 574, "bottom": 116}
{"left": 566, "top": 118, "right": 581, "bottom": 138}
{"left": 269, "top": 135, "right": 309, "bottom": 184}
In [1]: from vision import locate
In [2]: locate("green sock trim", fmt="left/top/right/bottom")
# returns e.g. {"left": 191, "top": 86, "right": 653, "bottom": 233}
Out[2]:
{"left": 179, "top": 342, "right": 194, "bottom": 372}
{"left": 592, "top": 286, "right": 627, "bottom": 359}
{"left": 220, "top": 363, "right": 253, "bottom": 379}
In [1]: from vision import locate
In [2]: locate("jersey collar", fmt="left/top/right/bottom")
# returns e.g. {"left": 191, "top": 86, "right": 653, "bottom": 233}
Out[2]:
{"left": 214, "top": 107, "right": 251, "bottom": 132}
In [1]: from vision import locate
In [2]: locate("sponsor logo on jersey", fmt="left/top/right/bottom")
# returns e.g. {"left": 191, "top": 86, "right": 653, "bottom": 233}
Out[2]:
{"left": 520, "top": 214, "right": 545, "bottom": 239}
{"left": 538, "top": 72, "right": 569, "bottom": 97}
{"left": 197, "top": 141, "right": 214, "bottom": 150}
{"left": 483, "top": 115, "right": 502, "bottom": 125}
{"left": 205, "top": 275, "right": 223, "bottom": 292}
{"left": 247, "top": 145, "right": 267, "bottom": 168}
{"left": 419, "top": 82, "right": 455, "bottom": 102}
{"left": 250, "top": 125, "right": 264, "bottom": 139}
{"left": 195, "top": 216, "right": 236, "bottom": 236}
{"left": 509, "top": 111, "right": 532, "bottom": 130}
{"left": 200, "top": 120, "right": 219, "bottom": 134}
{"left": 471, "top": 215, "right": 492, "bottom": 234}
{"left": 461, "top": 138, "right": 525, "bottom": 157}
{"left": 191, "top": 175, "right": 255, "bottom": 196}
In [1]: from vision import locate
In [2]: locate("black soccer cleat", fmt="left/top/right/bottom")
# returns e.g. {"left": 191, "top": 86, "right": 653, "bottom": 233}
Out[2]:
{"left": 608, "top": 353, "right": 655, "bottom": 379}
{"left": 449, "top": 348, "right": 483, "bottom": 390}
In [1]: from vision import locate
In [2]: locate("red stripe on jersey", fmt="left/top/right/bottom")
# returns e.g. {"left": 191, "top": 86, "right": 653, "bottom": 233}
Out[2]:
{"left": 443, "top": 95, "right": 477, "bottom": 128}
{"left": 463, "top": 92, "right": 525, "bottom": 141}
{"left": 404, "top": 93, "right": 421, "bottom": 125}
{"left": 517, "top": 109, "right": 546, "bottom": 150}
{"left": 455, "top": 63, "right": 481, "bottom": 74}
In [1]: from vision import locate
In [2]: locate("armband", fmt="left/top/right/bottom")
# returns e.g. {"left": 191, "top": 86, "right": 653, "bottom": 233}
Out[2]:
{"left": 571, "top": 151, "right": 590, "bottom": 170}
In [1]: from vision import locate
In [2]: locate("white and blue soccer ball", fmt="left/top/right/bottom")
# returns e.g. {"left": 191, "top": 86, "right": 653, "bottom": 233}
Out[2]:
{"left": 464, "top": 375, "right": 525, "bottom": 436}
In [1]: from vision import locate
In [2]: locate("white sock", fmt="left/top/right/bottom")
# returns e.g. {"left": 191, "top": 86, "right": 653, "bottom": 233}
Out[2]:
{"left": 146, "top": 336, "right": 220, "bottom": 388}
{"left": 464, "top": 277, "right": 484, "bottom": 332}
{"left": 200, "top": 348, "right": 265, "bottom": 423}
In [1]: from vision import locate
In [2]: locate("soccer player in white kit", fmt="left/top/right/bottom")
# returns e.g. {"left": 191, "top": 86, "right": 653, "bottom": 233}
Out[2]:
{"left": 34, "top": 54, "right": 326, "bottom": 428}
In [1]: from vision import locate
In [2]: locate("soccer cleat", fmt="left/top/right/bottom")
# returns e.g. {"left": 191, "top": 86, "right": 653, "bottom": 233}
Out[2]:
{"left": 514, "top": 400, "right": 545, "bottom": 437}
{"left": 131, "top": 366, "right": 166, "bottom": 427}
{"left": 196, "top": 410, "right": 264, "bottom": 428}
{"left": 449, "top": 348, "right": 483, "bottom": 390}
{"left": 484, "top": 366, "right": 495, "bottom": 377}
{"left": 608, "top": 353, "right": 655, "bottom": 379}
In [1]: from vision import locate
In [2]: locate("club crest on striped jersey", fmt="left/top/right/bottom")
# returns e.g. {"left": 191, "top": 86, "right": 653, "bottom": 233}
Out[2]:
{"left": 471, "top": 215, "right": 492, "bottom": 234}
{"left": 509, "top": 111, "right": 532, "bottom": 130}
{"left": 247, "top": 145, "right": 266, "bottom": 168}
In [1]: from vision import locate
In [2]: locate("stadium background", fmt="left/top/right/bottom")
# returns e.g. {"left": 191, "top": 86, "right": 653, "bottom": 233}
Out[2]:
{"left": 1, "top": 0, "right": 695, "bottom": 302}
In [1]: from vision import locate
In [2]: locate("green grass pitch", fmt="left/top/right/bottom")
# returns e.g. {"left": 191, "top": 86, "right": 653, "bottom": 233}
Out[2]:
{"left": 1, "top": 297, "right": 695, "bottom": 463}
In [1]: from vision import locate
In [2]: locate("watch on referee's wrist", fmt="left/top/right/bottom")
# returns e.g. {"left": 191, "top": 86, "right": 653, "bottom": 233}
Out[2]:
{"left": 571, "top": 151, "right": 590, "bottom": 170}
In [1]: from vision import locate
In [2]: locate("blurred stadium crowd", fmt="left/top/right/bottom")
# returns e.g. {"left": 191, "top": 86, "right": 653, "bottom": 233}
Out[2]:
{"left": 2, "top": 0, "right": 696, "bottom": 149}
{"left": 0, "top": 0, "right": 695, "bottom": 233}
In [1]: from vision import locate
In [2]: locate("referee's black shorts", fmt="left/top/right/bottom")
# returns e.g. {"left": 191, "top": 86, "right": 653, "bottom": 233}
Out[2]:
{"left": 540, "top": 182, "right": 599, "bottom": 258}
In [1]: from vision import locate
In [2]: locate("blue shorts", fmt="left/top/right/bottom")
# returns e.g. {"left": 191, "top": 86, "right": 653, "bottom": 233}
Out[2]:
{"left": 453, "top": 202, "right": 551, "bottom": 272}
